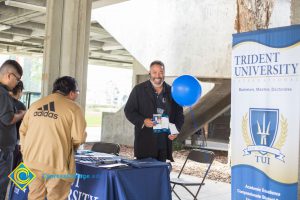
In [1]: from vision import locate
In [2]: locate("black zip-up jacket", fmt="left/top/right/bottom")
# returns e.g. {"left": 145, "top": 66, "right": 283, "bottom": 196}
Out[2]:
{"left": 0, "top": 83, "right": 17, "bottom": 151}
{"left": 124, "top": 80, "right": 184, "bottom": 161}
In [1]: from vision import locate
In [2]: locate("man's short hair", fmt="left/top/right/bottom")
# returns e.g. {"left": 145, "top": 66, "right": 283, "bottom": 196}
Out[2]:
{"left": 52, "top": 76, "right": 78, "bottom": 95}
{"left": 150, "top": 60, "right": 165, "bottom": 70}
{"left": 12, "top": 81, "right": 24, "bottom": 95}
{"left": 0, "top": 60, "right": 23, "bottom": 76}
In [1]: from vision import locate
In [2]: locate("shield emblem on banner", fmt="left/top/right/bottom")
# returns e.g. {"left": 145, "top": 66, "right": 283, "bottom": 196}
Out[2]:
{"left": 249, "top": 108, "right": 279, "bottom": 155}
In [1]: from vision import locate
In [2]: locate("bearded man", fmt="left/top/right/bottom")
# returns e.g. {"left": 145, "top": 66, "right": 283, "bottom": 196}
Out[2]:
{"left": 124, "top": 60, "right": 184, "bottom": 162}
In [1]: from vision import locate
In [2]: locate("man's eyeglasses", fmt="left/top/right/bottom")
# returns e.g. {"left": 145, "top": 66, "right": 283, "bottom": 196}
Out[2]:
{"left": 10, "top": 73, "right": 21, "bottom": 82}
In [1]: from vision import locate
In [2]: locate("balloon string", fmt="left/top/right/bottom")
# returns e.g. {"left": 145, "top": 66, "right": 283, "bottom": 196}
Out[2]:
{"left": 189, "top": 107, "right": 207, "bottom": 147}
{"left": 189, "top": 106, "right": 198, "bottom": 130}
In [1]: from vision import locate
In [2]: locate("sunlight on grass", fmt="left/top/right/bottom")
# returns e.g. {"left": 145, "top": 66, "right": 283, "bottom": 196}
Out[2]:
{"left": 85, "top": 113, "right": 102, "bottom": 127}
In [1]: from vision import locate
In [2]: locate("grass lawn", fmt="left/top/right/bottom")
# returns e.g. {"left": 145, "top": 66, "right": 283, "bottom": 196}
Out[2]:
{"left": 85, "top": 113, "right": 102, "bottom": 127}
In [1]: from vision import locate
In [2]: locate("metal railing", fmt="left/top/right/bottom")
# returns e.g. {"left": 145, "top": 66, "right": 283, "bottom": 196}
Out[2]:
{"left": 20, "top": 91, "right": 41, "bottom": 109}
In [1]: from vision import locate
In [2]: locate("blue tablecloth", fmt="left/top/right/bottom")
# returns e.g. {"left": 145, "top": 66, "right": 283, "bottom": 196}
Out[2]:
{"left": 10, "top": 159, "right": 172, "bottom": 200}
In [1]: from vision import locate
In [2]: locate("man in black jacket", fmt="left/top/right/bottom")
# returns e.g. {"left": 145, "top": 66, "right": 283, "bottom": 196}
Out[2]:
{"left": 0, "top": 60, "right": 25, "bottom": 199}
{"left": 124, "top": 60, "right": 184, "bottom": 162}
{"left": 9, "top": 81, "right": 26, "bottom": 169}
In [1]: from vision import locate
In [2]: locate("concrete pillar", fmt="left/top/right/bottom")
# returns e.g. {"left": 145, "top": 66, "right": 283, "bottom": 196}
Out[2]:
{"left": 132, "top": 59, "right": 147, "bottom": 86}
{"left": 42, "top": 0, "right": 92, "bottom": 109}
{"left": 203, "top": 123, "right": 209, "bottom": 139}
{"left": 191, "top": 134, "right": 198, "bottom": 146}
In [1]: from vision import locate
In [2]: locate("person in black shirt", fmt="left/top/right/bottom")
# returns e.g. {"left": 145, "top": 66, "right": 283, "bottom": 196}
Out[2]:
{"left": 0, "top": 60, "right": 25, "bottom": 200}
{"left": 124, "top": 60, "right": 184, "bottom": 162}
{"left": 9, "top": 81, "right": 26, "bottom": 169}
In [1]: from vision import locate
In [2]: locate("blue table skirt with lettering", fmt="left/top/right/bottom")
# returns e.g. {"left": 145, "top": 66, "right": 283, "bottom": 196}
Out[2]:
{"left": 10, "top": 160, "right": 172, "bottom": 200}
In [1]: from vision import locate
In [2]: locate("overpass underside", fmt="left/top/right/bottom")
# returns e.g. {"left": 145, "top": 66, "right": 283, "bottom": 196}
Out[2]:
{"left": 178, "top": 78, "right": 231, "bottom": 145}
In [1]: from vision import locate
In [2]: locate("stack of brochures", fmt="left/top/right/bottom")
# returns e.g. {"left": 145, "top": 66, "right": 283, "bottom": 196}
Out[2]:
{"left": 121, "top": 158, "right": 169, "bottom": 168}
{"left": 75, "top": 150, "right": 129, "bottom": 169}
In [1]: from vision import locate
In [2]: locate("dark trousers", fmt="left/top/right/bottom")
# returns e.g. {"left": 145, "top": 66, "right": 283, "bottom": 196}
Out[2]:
{"left": 0, "top": 149, "right": 13, "bottom": 200}
{"left": 136, "top": 149, "right": 168, "bottom": 162}
{"left": 157, "top": 148, "right": 168, "bottom": 162}
{"left": 12, "top": 145, "right": 22, "bottom": 169}
{"left": 6, "top": 146, "right": 22, "bottom": 200}
{"left": 157, "top": 133, "right": 168, "bottom": 162}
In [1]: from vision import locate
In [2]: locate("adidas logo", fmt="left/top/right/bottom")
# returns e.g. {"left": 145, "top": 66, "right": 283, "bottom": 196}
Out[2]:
{"left": 33, "top": 101, "right": 58, "bottom": 119}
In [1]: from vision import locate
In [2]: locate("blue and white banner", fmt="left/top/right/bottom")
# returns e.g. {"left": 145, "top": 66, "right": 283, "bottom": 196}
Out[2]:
{"left": 231, "top": 25, "right": 300, "bottom": 200}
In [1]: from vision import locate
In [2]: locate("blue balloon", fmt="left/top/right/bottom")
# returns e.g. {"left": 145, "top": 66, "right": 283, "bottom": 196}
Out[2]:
{"left": 171, "top": 75, "right": 202, "bottom": 106}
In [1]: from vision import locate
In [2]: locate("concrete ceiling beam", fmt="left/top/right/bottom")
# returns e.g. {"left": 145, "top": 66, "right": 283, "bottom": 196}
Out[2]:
{"left": 0, "top": 44, "right": 8, "bottom": 49}
{"left": 5, "top": 0, "right": 46, "bottom": 12}
{"left": 89, "top": 56, "right": 132, "bottom": 67}
{"left": 110, "top": 49, "right": 129, "bottom": 55}
{"left": 0, "top": 32, "right": 13, "bottom": 41}
{"left": 0, "top": 11, "right": 44, "bottom": 25}
{"left": 92, "top": 0, "right": 128, "bottom": 9}
{"left": 90, "top": 50, "right": 132, "bottom": 61}
{"left": 90, "top": 32, "right": 112, "bottom": 40}
{"left": 102, "top": 42, "right": 123, "bottom": 51}
{"left": 5, "top": 45, "right": 17, "bottom": 51}
{"left": 0, "top": 4, "right": 25, "bottom": 17}
{"left": 12, "top": 35, "right": 29, "bottom": 41}
{"left": 28, "top": 14, "right": 46, "bottom": 24}
{"left": 2, "top": 26, "right": 32, "bottom": 36}
{"left": 90, "top": 23, "right": 109, "bottom": 35}
{"left": 98, "top": 37, "right": 118, "bottom": 43}
{"left": 31, "top": 29, "right": 45, "bottom": 37}
{"left": 0, "top": 4, "right": 37, "bottom": 23}
{"left": 0, "top": 39, "right": 42, "bottom": 49}
{"left": 0, "top": 1, "right": 132, "bottom": 66}
{"left": 0, "top": 23, "right": 11, "bottom": 31}
{"left": 15, "top": 21, "right": 45, "bottom": 30}
{"left": 90, "top": 40, "right": 104, "bottom": 48}
{"left": 23, "top": 37, "right": 44, "bottom": 44}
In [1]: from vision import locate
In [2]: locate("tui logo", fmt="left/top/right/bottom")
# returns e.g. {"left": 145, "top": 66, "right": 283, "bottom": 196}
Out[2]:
{"left": 33, "top": 101, "right": 58, "bottom": 119}
{"left": 242, "top": 108, "right": 286, "bottom": 163}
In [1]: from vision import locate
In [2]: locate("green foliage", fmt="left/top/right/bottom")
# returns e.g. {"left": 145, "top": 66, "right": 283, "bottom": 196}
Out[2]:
{"left": 173, "top": 139, "right": 184, "bottom": 151}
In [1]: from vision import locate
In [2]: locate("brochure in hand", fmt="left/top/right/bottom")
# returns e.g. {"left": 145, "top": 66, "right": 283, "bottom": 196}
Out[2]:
{"left": 153, "top": 114, "right": 169, "bottom": 133}
{"left": 169, "top": 123, "right": 179, "bottom": 135}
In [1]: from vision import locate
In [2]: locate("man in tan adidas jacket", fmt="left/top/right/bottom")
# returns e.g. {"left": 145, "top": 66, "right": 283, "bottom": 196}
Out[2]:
{"left": 20, "top": 76, "right": 86, "bottom": 200}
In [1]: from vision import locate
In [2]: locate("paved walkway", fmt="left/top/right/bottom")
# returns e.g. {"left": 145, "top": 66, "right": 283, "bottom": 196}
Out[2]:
{"left": 85, "top": 127, "right": 231, "bottom": 200}
{"left": 170, "top": 172, "right": 231, "bottom": 200}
